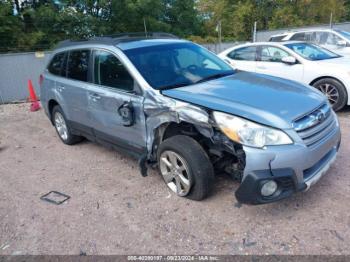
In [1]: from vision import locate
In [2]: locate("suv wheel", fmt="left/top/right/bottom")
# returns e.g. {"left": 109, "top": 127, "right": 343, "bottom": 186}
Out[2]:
{"left": 52, "top": 105, "right": 82, "bottom": 145}
{"left": 312, "top": 78, "right": 348, "bottom": 111}
{"left": 157, "top": 135, "right": 214, "bottom": 200}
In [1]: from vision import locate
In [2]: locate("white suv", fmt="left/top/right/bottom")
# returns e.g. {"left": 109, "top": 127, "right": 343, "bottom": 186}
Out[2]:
{"left": 269, "top": 29, "right": 350, "bottom": 57}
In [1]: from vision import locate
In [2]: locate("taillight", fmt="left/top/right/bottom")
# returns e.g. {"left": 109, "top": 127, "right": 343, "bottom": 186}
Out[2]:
{"left": 39, "top": 74, "right": 44, "bottom": 87}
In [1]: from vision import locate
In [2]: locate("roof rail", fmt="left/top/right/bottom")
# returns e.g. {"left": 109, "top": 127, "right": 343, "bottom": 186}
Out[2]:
{"left": 55, "top": 32, "right": 178, "bottom": 49}
{"left": 106, "top": 32, "right": 178, "bottom": 39}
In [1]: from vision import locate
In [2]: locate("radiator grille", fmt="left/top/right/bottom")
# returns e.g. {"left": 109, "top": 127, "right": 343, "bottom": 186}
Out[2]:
{"left": 293, "top": 104, "right": 336, "bottom": 147}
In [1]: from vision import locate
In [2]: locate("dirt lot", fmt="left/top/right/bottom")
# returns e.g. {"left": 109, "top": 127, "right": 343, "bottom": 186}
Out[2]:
{"left": 0, "top": 103, "right": 349, "bottom": 255}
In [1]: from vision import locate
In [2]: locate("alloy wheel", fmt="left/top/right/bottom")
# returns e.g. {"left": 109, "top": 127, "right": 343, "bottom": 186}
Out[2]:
{"left": 54, "top": 112, "right": 68, "bottom": 141}
{"left": 316, "top": 83, "right": 340, "bottom": 105}
{"left": 159, "top": 150, "right": 191, "bottom": 196}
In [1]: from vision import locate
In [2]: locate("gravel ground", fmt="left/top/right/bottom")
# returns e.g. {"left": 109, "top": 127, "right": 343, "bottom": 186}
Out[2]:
{"left": 0, "top": 103, "right": 349, "bottom": 255}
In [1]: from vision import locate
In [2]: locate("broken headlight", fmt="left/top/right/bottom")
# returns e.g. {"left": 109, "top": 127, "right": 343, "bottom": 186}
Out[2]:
{"left": 213, "top": 111, "right": 293, "bottom": 148}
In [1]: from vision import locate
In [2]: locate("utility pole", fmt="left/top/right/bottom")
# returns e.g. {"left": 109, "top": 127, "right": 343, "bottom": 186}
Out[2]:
{"left": 330, "top": 13, "right": 333, "bottom": 29}
{"left": 216, "top": 20, "right": 222, "bottom": 53}
{"left": 143, "top": 18, "right": 148, "bottom": 37}
{"left": 253, "top": 21, "right": 257, "bottom": 42}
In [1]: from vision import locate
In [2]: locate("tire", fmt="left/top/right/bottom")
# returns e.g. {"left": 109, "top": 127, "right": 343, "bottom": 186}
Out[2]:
{"left": 157, "top": 135, "right": 215, "bottom": 201}
{"left": 312, "top": 78, "right": 348, "bottom": 111}
{"left": 51, "top": 105, "right": 83, "bottom": 145}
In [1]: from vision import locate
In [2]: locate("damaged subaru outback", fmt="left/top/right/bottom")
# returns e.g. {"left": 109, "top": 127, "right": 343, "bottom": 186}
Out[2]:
{"left": 41, "top": 33, "right": 341, "bottom": 204}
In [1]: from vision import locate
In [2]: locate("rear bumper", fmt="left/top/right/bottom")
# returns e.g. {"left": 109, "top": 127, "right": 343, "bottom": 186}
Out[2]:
{"left": 235, "top": 123, "right": 341, "bottom": 205}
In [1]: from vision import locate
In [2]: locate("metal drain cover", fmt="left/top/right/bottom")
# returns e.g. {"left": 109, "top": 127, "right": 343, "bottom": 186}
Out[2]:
{"left": 40, "top": 191, "right": 70, "bottom": 205}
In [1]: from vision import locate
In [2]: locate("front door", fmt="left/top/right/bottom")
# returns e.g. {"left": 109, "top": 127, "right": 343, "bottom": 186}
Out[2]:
{"left": 256, "top": 45, "right": 304, "bottom": 81}
{"left": 87, "top": 49, "right": 147, "bottom": 156}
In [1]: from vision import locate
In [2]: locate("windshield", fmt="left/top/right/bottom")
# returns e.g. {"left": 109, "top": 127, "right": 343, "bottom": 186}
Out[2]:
{"left": 124, "top": 42, "right": 234, "bottom": 90}
{"left": 335, "top": 29, "right": 350, "bottom": 41}
{"left": 284, "top": 42, "right": 340, "bottom": 61}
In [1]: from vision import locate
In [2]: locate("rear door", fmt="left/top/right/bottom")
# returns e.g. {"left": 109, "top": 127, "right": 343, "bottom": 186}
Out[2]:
{"left": 57, "top": 49, "right": 92, "bottom": 135}
{"left": 44, "top": 52, "right": 67, "bottom": 104}
{"left": 255, "top": 45, "right": 304, "bottom": 81}
{"left": 86, "top": 49, "right": 147, "bottom": 155}
{"left": 225, "top": 46, "right": 257, "bottom": 72}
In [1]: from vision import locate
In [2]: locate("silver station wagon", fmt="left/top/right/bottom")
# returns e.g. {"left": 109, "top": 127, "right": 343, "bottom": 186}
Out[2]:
{"left": 40, "top": 33, "right": 341, "bottom": 204}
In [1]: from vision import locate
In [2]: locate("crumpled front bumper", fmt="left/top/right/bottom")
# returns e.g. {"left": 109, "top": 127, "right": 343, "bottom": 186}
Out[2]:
{"left": 235, "top": 124, "right": 341, "bottom": 205}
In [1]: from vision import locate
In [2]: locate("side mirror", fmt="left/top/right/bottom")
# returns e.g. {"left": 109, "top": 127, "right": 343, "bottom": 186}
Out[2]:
{"left": 336, "top": 40, "right": 347, "bottom": 47}
{"left": 281, "top": 56, "right": 297, "bottom": 65}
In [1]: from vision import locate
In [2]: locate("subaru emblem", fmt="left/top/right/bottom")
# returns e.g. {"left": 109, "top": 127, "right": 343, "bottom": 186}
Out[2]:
{"left": 316, "top": 111, "right": 325, "bottom": 123}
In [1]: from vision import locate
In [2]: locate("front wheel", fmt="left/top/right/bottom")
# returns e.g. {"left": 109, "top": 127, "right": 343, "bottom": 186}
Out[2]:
{"left": 312, "top": 78, "right": 348, "bottom": 111}
{"left": 157, "top": 135, "right": 215, "bottom": 201}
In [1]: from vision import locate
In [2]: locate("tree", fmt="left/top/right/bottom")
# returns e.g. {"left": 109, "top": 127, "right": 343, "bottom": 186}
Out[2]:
{"left": 0, "top": 1, "right": 23, "bottom": 52}
{"left": 0, "top": 0, "right": 350, "bottom": 52}
{"left": 164, "top": 0, "right": 203, "bottom": 36}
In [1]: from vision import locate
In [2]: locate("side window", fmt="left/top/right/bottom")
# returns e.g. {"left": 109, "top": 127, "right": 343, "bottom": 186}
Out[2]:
{"left": 260, "top": 46, "right": 289, "bottom": 62}
{"left": 315, "top": 32, "right": 331, "bottom": 45}
{"left": 326, "top": 33, "right": 343, "bottom": 45}
{"left": 48, "top": 52, "right": 66, "bottom": 76}
{"left": 290, "top": 32, "right": 305, "bottom": 41}
{"left": 269, "top": 35, "right": 287, "bottom": 42}
{"left": 304, "top": 32, "right": 313, "bottom": 41}
{"left": 67, "top": 50, "right": 90, "bottom": 82}
{"left": 228, "top": 46, "right": 257, "bottom": 61}
{"left": 94, "top": 50, "right": 134, "bottom": 91}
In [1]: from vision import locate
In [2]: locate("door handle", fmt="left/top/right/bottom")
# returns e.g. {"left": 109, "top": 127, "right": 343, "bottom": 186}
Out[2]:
{"left": 89, "top": 93, "right": 101, "bottom": 101}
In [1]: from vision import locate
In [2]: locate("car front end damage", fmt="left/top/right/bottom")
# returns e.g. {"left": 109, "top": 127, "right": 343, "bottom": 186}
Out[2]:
{"left": 141, "top": 89, "right": 341, "bottom": 205}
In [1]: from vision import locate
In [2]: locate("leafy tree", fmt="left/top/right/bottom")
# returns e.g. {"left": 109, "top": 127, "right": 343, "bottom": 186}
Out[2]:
{"left": 0, "top": 1, "right": 23, "bottom": 52}
{"left": 164, "top": 0, "right": 203, "bottom": 36}
{"left": 0, "top": 0, "right": 350, "bottom": 52}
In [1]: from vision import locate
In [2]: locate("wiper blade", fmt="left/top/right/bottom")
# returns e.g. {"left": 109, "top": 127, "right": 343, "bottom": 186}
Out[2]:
{"left": 159, "top": 82, "right": 191, "bottom": 90}
{"left": 195, "top": 71, "right": 234, "bottom": 84}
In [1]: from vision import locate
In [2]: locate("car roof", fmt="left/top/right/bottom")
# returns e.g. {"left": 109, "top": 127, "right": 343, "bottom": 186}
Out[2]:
{"left": 54, "top": 32, "right": 186, "bottom": 51}
{"left": 270, "top": 28, "right": 337, "bottom": 37}
{"left": 231, "top": 41, "right": 306, "bottom": 48}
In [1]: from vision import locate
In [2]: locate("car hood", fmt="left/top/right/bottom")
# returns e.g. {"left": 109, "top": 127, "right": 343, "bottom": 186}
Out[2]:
{"left": 162, "top": 72, "right": 326, "bottom": 129}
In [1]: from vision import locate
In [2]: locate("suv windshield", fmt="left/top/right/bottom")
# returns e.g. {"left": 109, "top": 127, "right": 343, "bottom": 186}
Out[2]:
{"left": 284, "top": 42, "right": 340, "bottom": 61}
{"left": 124, "top": 42, "right": 234, "bottom": 90}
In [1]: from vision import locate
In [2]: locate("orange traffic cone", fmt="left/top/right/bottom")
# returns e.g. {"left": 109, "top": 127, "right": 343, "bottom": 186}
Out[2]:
{"left": 27, "top": 79, "right": 41, "bottom": 112}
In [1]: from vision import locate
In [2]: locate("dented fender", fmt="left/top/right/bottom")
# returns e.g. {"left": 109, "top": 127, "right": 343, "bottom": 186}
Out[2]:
{"left": 142, "top": 89, "right": 213, "bottom": 159}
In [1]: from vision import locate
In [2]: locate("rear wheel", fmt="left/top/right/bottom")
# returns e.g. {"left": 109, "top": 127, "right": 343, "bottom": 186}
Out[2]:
{"left": 312, "top": 78, "right": 348, "bottom": 111}
{"left": 157, "top": 135, "right": 215, "bottom": 200}
{"left": 52, "top": 105, "right": 83, "bottom": 145}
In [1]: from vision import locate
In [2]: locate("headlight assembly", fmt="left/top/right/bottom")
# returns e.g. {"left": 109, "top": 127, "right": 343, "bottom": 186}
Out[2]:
{"left": 213, "top": 111, "right": 293, "bottom": 148}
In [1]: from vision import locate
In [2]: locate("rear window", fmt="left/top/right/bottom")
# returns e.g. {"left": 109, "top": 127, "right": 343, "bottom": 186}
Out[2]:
{"left": 228, "top": 46, "right": 257, "bottom": 61}
{"left": 290, "top": 33, "right": 306, "bottom": 41}
{"left": 67, "top": 50, "right": 90, "bottom": 82}
{"left": 269, "top": 35, "right": 287, "bottom": 42}
{"left": 48, "top": 52, "right": 66, "bottom": 76}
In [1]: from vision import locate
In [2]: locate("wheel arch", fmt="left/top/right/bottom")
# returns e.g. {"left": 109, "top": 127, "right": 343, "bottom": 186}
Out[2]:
{"left": 309, "top": 76, "right": 344, "bottom": 87}
{"left": 309, "top": 76, "right": 349, "bottom": 105}
{"left": 48, "top": 99, "right": 60, "bottom": 123}
{"left": 150, "top": 121, "right": 212, "bottom": 161}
